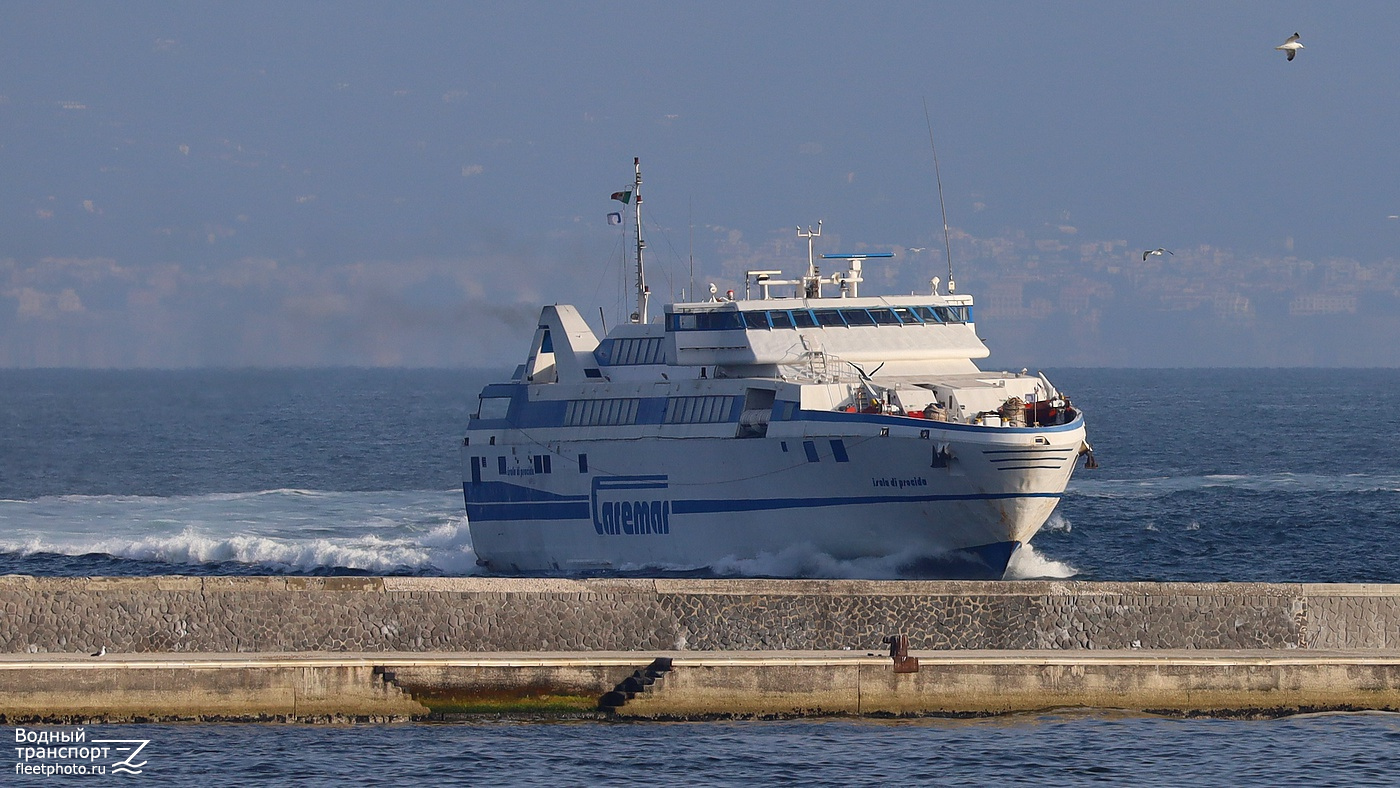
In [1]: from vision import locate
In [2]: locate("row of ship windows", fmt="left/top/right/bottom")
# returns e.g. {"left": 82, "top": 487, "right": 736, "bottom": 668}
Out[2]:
{"left": 667, "top": 305, "right": 971, "bottom": 332}
{"left": 561, "top": 396, "right": 739, "bottom": 427}
{"left": 663, "top": 396, "right": 735, "bottom": 424}
{"left": 594, "top": 336, "right": 665, "bottom": 366}
{"left": 565, "top": 398, "right": 640, "bottom": 427}
{"left": 477, "top": 395, "right": 778, "bottom": 426}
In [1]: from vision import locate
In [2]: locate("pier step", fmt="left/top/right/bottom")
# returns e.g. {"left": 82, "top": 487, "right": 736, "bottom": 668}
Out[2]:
{"left": 598, "top": 658, "right": 673, "bottom": 713}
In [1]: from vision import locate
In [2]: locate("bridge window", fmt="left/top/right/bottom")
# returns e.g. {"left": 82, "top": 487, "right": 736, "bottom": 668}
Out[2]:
{"left": 814, "top": 309, "right": 846, "bottom": 327}
{"left": 708, "top": 312, "right": 745, "bottom": 330}
{"left": 792, "top": 310, "right": 817, "bottom": 328}
{"left": 666, "top": 311, "right": 745, "bottom": 331}
{"left": 742, "top": 312, "right": 770, "bottom": 329}
{"left": 908, "top": 305, "right": 969, "bottom": 323}
{"left": 868, "top": 308, "right": 900, "bottom": 325}
{"left": 839, "top": 309, "right": 875, "bottom": 326}
{"left": 768, "top": 311, "right": 794, "bottom": 329}
{"left": 935, "top": 306, "right": 969, "bottom": 323}
{"left": 891, "top": 307, "right": 920, "bottom": 324}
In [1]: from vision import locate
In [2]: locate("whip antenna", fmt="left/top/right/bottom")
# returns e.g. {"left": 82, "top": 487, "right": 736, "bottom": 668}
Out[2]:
{"left": 923, "top": 97, "right": 954, "bottom": 291}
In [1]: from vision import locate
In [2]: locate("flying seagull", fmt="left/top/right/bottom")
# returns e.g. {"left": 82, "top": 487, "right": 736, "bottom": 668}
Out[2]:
{"left": 90, "top": 646, "right": 106, "bottom": 657}
{"left": 908, "top": 247, "right": 926, "bottom": 253}
{"left": 1276, "top": 32, "right": 1303, "bottom": 61}
{"left": 1142, "top": 248, "right": 1174, "bottom": 261}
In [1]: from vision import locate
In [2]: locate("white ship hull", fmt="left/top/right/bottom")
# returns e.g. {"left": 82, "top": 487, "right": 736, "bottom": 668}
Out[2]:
{"left": 464, "top": 414, "right": 1085, "bottom": 578}
{"left": 462, "top": 173, "right": 1092, "bottom": 579}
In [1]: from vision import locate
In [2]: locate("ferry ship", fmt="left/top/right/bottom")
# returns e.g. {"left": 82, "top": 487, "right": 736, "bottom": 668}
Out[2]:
{"left": 462, "top": 159, "right": 1093, "bottom": 578}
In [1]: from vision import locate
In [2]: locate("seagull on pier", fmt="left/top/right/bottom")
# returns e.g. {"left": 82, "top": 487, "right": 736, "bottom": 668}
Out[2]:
{"left": 90, "top": 646, "right": 106, "bottom": 657}
{"left": 1276, "top": 32, "right": 1304, "bottom": 61}
{"left": 1142, "top": 248, "right": 1174, "bottom": 261}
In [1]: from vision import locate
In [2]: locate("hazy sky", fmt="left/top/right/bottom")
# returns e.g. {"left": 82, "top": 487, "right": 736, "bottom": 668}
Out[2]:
{"left": 2, "top": 2, "right": 1397, "bottom": 367}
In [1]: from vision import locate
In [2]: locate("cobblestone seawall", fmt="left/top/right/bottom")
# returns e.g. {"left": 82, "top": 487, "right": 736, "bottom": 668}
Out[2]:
{"left": 2, "top": 577, "right": 1398, "bottom": 654}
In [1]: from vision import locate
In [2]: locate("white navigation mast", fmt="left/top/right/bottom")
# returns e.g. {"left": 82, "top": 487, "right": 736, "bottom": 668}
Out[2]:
{"left": 798, "top": 220, "right": 822, "bottom": 298}
{"left": 631, "top": 157, "right": 650, "bottom": 323}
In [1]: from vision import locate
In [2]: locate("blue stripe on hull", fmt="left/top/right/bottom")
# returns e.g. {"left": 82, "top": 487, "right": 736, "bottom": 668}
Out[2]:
{"left": 464, "top": 483, "right": 1058, "bottom": 522}
{"left": 465, "top": 480, "right": 589, "bottom": 504}
{"left": 673, "top": 491, "right": 1059, "bottom": 515}
{"left": 463, "top": 481, "right": 590, "bottom": 522}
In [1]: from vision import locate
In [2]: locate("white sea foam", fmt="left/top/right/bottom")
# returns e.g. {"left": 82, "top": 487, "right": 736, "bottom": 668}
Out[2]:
{"left": 705, "top": 543, "right": 920, "bottom": 580}
{"left": 1042, "top": 512, "right": 1072, "bottom": 533}
{"left": 700, "top": 540, "right": 1080, "bottom": 581}
{"left": 0, "top": 489, "right": 481, "bottom": 574}
{"left": 1005, "top": 543, "right": 1078, "bottom": 580}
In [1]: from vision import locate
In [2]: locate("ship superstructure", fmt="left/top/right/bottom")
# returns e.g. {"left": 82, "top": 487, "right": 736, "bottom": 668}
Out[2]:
{"left": 462, "top": 161, "right": 1091, "bottom": 577}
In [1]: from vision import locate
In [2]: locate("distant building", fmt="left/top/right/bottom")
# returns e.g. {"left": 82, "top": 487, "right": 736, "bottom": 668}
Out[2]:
{"left": 1289, "top": 294, "right": 1357, "bottom": 316}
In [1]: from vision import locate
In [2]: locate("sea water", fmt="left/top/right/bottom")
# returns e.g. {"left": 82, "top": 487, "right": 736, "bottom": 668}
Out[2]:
{"left": 13, "top": 713, "right": 1400, "bottom": 787}
{"left": 3, "top": 368, "right": 1400, "bottom": 784}
{"left": 5, "top": 368, "right": 1398, "bottom": 582}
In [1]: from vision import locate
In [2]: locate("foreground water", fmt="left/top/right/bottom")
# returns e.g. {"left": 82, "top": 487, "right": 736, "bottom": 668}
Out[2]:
{"left": 14, "top": 714, "right": 1400, "bottom": 786}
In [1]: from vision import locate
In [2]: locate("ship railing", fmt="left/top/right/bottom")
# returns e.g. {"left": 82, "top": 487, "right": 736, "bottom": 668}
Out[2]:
{"left": 780, "top": 350, "right": 861, "bottom": 384}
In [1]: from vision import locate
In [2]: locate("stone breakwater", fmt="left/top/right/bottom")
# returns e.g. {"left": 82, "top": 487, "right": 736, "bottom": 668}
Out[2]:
{"left": 3, "top": 577, "right": 1400, "bottom": 654}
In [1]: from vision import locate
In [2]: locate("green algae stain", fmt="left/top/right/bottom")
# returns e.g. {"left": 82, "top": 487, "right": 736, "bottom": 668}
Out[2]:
{"left": 417, "top": 692, "right": 600, "bottom": 715}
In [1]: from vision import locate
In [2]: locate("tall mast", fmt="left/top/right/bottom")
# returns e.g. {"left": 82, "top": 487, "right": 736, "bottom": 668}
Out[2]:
{"left": 632, "top": 157, "right": 650, "bottom": 323}
{"left": 923, "top": 98, "right": 955, "bottom": 293}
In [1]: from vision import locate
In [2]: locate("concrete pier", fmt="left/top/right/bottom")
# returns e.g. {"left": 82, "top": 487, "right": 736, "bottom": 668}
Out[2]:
{"left": 6, "top": 650, "right": 1400, "bottom": 722}
{"left": 611, "top": 650, "right": 1400, "bottom": 719}
{"left": 5, "top": 577, "right": 1400, "bottom": 721}
{"left": 7, "top": 576, "right": 1400, "bottom": 653}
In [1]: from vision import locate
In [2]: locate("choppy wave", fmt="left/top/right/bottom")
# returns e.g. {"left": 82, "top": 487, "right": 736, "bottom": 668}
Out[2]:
{"left": 1, "top": 525, "right": 479, "bottom": 574}
{"left": 1069, "top": 472, "right": 1400, "bottom": 499}
{"left": 0, "top": 489, "right": 480, "bottom": 575}
{"left": 1041, "top": 512, "right": 1072, "bottom": 533}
